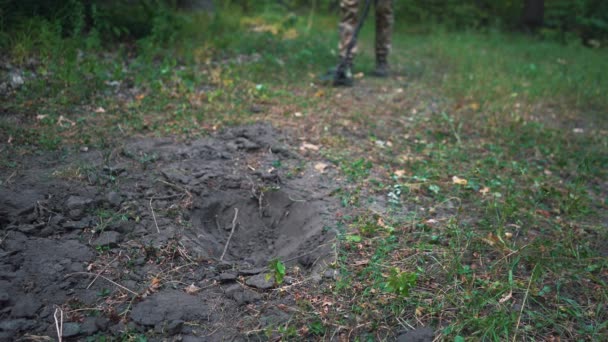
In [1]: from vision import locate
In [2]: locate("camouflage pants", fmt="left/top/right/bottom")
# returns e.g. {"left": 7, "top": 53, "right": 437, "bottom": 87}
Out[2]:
{"left": 339, "top": 0, "right": 393, "bottom": 66}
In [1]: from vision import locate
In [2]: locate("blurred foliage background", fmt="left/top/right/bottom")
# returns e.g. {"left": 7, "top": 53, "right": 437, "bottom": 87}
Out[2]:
{"left": 1, "top": 0, "right": 607, "bottom": 47}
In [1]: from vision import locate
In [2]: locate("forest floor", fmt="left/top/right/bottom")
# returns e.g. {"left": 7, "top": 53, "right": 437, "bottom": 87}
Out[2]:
{"left": 0, "top": 12, "right": 607, "bottom": 341}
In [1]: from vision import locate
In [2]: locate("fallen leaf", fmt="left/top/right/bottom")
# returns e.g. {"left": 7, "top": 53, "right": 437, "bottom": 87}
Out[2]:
{"left": 415, "top": 306, "right": 424, "bottom": 316}
{"left": 394, "top": 170, "right": 406, "bottom": 177}
{"left": 57, "top": 115, "right": 75, "bottom": 127}
{"left": 314, "top": 162, "right": 328, "bottom": 173}
{"left": 36, "top": 114, "right": 48, "bottom": 121}
{"left": 184, "top": 283, "right": 201, "bottom": 295}
{"left": 481, "top": 233, "right": 501, "bottom": 246}
{"left": 7, "top": 136, "right": 13, "bottom": 144}
{"left": 136, "top": 94, "right": 146, "bottom": 101}
{"left": 353, "top": 259, "right": 369, "bottom": 266}
{"left": 354, "top": 72, "right": 364, "bottom": 79}
{"left": 452, "top": 176, "right": 468, "bottom": 185}
{"left": 315, "top": 90, "right": 325, "bottom": 97}
{"left": 479, "top": 187, "right": 490, "bottom": 195}
{"left": 300, "top": 142, "right": 320, "bottom": 151}
{"left": 573, "top": 128, "right": 584, "bottom": 134}
{"left": 499, "top": 291, "right": 513, "bottom": 303}
{"left": 504, "top": 232, "right": 513, "bottom": 239}
{"left": 536, "top": 209, "right": 551, "bottom": 218}
{"left": 469, "top": 102, "right": 480, "bottom": 111}
{"left": 294, "top": 112, "right": 303, "bottom": 117}
{"left": 94, "top": 107, "right": 106, "bottom": 113}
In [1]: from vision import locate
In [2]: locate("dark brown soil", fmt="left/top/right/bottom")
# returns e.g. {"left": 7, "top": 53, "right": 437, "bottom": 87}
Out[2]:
{"left": 0, "top": 123, "right": 340, "bottom": 340}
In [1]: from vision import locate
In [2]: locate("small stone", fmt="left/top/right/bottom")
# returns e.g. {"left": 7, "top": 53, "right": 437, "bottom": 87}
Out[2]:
{"left": 62, "top": 219, "right": 90, "bottom": 230}
{"left": 10, "top": 73, "right": 24, "bottom": 87}
{"left": 11, "top": 295, "right": 41, "bottom": 318}
{"left": 17, "top": 225, "right": 37, "bottom": 234}
{"left": 81, "top": 317, "right": 99, "bottom": 335}
{"left": 95, "top": 317, "right": 110, "bottom": 330}
{"left": 0, "top": 319, "right": 26, "bottom": 331}
{"left": 238, "top": 267, "right": 265, "bottom": 276}
{"left": 166, "top": 320, "right": 184, "bottom": 334}
{"left": 66, "top": 196, "right": 92, "bottom": 211}
{"left": 323, "top": 269, "right": 339, "bottom": 280}
{"left": 92, "top": 231, "right": 121, "bottom": 247}
{"left": 250, "top": 105, "right": 263, "bottom": 114}
{"left": 107, "top": 192, "right": 122, "bottom": 207}
{"left": 397, "top": 327, "right": 435, "bottom": 342}
{"left": 245, "top": 273, "right": 274, "bottom": 290}
{"left": 224, "top": 284, "right": 261, "bottom": 305}
{"left": 0, "top": 292, "right": 9, "bottom": 304}
{"left": 219, "top": 272, "right": 237, "bottom": 282}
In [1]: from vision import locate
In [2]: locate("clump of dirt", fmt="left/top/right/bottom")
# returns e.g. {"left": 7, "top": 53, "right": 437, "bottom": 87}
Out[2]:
{"left": 0, "top": 123, "right": 339, "bottom": 340}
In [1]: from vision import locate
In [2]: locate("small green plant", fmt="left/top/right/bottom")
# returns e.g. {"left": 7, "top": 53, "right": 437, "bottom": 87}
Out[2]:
{"left": 384, "top": 268, "right": 417, "bottom": 297}
{"left": 341, "top": 158, "right": 372, "bottom": 182}
{"left": 267, "top": 258, "right": 286, "bottom": 284}
{"left": 308, "top": 320, "right": 325, "bottom": 335}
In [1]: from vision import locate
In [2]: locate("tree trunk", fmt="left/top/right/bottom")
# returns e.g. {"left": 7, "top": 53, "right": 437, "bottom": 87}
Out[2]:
{"left": 522, "top": 0, "right": 544, "bottom": 32}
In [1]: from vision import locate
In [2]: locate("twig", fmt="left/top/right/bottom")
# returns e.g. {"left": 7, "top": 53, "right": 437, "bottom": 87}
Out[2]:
{"left": 220, "top": 208, "right": 239, "bottom": 261}
{"left": 513, "top": 265, "right": 537, "bottom": 342}
{"left": 149, "top": 198, "right": 160, "bottom": 233}
{"left": 66, "top": 272, "right": 139, "bottom": 296}
{"left": 87, "top": 253, "right": 121, "bottom": 289}
{"left": 54, "top": 307, "right": 63, "bottom": 342}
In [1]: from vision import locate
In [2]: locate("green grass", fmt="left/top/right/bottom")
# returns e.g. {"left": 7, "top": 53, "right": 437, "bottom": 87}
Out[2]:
{"left": 1, "top": 6, "right": 607, "bottom": 341}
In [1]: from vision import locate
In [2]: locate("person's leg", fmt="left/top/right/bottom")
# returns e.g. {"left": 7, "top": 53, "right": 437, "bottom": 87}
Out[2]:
{"left": 334, "top": 0, "right": 359, "bottom": 86}
{"left": 338, "top": 0, "right": 360, "bottom": 68}
{"left": 374, "top": 0, "right": 393, "bottom": 77}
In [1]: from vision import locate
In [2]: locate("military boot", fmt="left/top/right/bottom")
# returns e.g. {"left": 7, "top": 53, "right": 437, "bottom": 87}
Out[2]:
{"left": 333, "top": 63, "right": 354, "bottom": 87}
{"left": 372, "top": 59, "right": 390, "bottom": 77}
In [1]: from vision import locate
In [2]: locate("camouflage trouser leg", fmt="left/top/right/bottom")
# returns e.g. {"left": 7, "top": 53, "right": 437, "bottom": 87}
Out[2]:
{"left": 338, "top": 0, "right": 359, "bottom": 67}
{"left": 375, "top": 0, "right": 393, "bottom": 64}
{"left": 338, "top": 0, "right": 393, "bottom": 65}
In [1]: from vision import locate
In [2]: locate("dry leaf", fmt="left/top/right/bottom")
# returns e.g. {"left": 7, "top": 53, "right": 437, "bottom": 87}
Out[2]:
{"left": 499, "top": 291, "right": 513, "bottom": 303}
{"left": 300, "top": 142, "right": 320, "bottom": 151}
{"left": 415, "top": 306, "right": 424, "bottom": 316}
{"left": 394, "top": 170, "right": 406, "bottom": 177}
{"left": 353, "top": 259, "right": 369, "bottom": 266}
{"left": 354, "top": 72, "right": 364, "bottom": 79}
{"left": 294, "top": 112, "right": 303, "bottom": 117}
{"left": 150, "top": 277, "right": 161, "bottom": 290}
{"left": 94, "top": 107, "right": 106, "bottom": 113}
{"left": 452, "top": 176, "right": 468, "bottom": 185}
{"left": 314, "top": 162, "right": 328, "bottom": 173}
{"left": 57, "top": 115, "right": 75, "bottom": 127}
{"left": 36, "top": 114, "right": 48, "bottom": 121}
{"left": 314, "top": 90, "right": 325, "bottom": 97}
{"left": 479, "top": 187, "right": 490, "bottom": 195}
{"left": 535, "top": 209, "right": 551, "bottom": 218}
{"left": 469, "top": 102, "right": 480, "bottom": 111}
{"left": 7, "top": 136, "right": 13, "bottom": 144}
{"left": 136, "top": 94, "right": 146, "bottom": 101}
{"left": 184, "top": 283, "right": 201, "bottom": 295}
{"left": 504, "top": 232, "right": 513, "bottom": 239}
{"left": 481, "top": 233, "right": 501, "bottom": 246}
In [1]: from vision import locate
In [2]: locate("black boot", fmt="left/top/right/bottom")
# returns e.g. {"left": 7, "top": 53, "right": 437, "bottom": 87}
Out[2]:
{"left": 372, "top": 59, "right": 390, "bottom": 77}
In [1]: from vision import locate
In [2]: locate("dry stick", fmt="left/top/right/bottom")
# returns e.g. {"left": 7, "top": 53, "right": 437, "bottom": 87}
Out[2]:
{"left": 54, "top": 307, "right": 63, "bottom": 342}
{"left": 149, "top": 198, "right": 160, "bottom": 233}
{"left": 513, "top": 265, "right": 537, "bottom": 342}
{"left": 220, "top": 208, "right": 239, "bottom": 261}
{"left": 87, "top": 254, "right": 121, "bottom": 289}
{"left": 67, "top": 272, "right": 139, "bottom": 296}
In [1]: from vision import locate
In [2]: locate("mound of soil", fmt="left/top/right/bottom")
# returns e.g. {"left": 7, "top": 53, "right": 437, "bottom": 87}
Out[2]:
{"left": 0, "top": 124, "right": 339, "bottom": 340}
